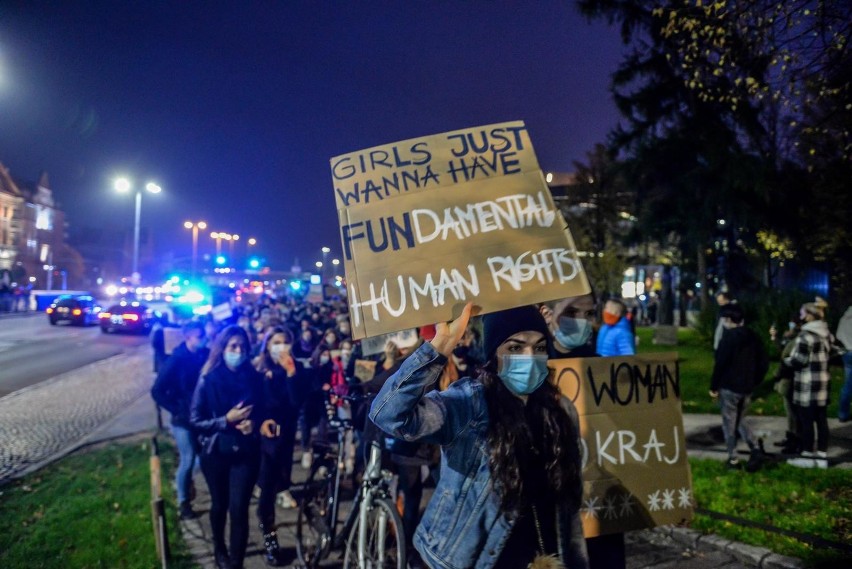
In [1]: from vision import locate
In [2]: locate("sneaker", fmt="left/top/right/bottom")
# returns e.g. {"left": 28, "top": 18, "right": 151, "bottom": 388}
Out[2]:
{"left": 788, "top": 452, "right": 816, "bottom": 468}
{"left": 725, "top": 457, "right": 740, "bottom": 469}
{"left": 276, "top": 490, "right": 297, "bottom": 509}
{"left": 301, "top": 451, "right": 313, "bottom": 469}
{"left": 745, "top": 451, "right": 763, "bottom": 473}
{"left": 179, "top": 501, "right": 197, "bottom": 520}
{"left": 839, "top": 416, "right": 851, "bottom": 424}
{"left": 815, "top": 451, "right": 829, "bottom": 469}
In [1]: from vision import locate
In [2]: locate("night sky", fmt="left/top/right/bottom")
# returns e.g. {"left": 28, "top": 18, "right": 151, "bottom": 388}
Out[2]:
{"left": 0, "top": 1, "right": 626, "bottom": 274}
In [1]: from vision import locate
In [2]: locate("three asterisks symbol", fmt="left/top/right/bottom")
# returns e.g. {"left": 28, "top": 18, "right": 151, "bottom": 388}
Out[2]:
{"left": 647, "top": 490, "right": 662, "bottom": 512}
{"left": 582, "top": 496, "right": 601, "bottom": 519}
{"left": 678, "top": 487, "right": 693, "bottom": 508}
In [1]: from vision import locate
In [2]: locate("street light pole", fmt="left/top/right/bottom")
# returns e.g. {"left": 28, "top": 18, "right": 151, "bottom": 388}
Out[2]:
{"left": 184, "top": 221, "right": 207, "bottom": 277}
{"left": 321, "top": 246, "right": 330, "bottom": 283}
{"left": 132, "top": 190, "right": 141, "bottom": 277}
{"left": 115, "top": 178, "right": 160, "bottom": 282}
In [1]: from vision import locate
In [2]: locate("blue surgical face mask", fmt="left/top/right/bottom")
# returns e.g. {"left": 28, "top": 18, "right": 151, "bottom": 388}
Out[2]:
{"left": 555, "top": 317, "right": 592, "bottom": 349}
{"left": 224, "top": 352, "right": 246, "bottom": 369}
{"left": 498, "top": 355, "right": 549, "bottom": 395}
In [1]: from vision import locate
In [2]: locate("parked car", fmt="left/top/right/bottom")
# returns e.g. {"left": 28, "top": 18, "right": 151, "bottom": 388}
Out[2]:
{"left": 98, "top": 302, "right": 158, "bottom": 334}
{"left": 46, "top": 295, "right": 102, "bottom": 326}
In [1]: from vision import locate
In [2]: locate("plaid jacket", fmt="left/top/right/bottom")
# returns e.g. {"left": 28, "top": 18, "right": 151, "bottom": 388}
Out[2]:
{"left": 783, "top": 321, "right": 832, "bottom": 407}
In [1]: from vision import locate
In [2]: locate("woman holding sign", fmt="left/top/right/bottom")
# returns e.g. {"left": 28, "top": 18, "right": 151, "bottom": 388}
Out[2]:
{"left": 370, "top": 303, "right": 588, "bottom": 569}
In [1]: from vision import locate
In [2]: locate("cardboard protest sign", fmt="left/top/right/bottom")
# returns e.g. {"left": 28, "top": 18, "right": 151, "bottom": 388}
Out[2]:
{"left": 331, "top": 121, "right": 590, "bottom": 340}
{"left": 353, "top": 359, "right": 377, "bottom": 383}
{"left": 550, "top": 353, "right": 693, "bottom": 537}
{"left": 307, "top": 283, "right": 324, "bottom": 303}
{"left": 360, "top": 328, "right": 419, "bottom": 357}
{"left": 212, "top": 302, "right": 233, "bottom": 322}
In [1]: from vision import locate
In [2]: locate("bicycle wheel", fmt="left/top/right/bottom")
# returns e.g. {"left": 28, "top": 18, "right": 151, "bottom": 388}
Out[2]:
{"left": 343, "top": 497, "right": 406, "bottom": 569}
{"left": 295, "top": 471, "right": 332, "bottom": 568}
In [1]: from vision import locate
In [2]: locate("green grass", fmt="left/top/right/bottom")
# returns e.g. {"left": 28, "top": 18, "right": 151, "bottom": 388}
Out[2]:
{"left": 0, "top": 436, "right": 197, "bottom": 569}
{"left": 690, "top": 457, "right": 852, "bottom": 566}
{"left": 636, "top": 326, "right": 844, "bottom": 417}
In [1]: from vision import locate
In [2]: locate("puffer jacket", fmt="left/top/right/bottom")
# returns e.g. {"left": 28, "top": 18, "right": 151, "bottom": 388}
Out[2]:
{"left": 596, "top": 317, "right": 635, "bottom": 357}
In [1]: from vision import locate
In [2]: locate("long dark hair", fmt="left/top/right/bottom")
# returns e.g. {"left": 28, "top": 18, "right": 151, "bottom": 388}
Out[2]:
{"left": 255, "top": 326, "right": 294, "bottom": 374}
{"left": 202, "top": 325, "right": 251, "bottom": 376}
{"left": 479, "top": 361, "right": 582, "bottom": 512}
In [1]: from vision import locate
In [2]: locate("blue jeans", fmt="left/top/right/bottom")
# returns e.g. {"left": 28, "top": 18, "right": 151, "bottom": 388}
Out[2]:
{"left": 172, "top": 425, "right": 199, "bottom": 504}
{"left": 839, "top": 352, "right": 852, "bottom": 421}
{"left": 719, "top": 389, "right": 756, "bottom": 459}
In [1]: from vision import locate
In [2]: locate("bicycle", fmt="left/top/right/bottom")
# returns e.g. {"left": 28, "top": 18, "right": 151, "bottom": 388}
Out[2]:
{"left": 296, "top": 394, "right": 406, "bottom": 569}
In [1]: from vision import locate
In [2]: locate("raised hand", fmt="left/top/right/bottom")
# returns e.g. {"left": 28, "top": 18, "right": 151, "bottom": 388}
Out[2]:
{"left": 280, "top": 352, "right": 297, "bottom": 376}
{"left": 226, "top": 402, "right": 252, "bottom": 424}
{"left": 432, "top": 302, "right": 479, "bottom": 358}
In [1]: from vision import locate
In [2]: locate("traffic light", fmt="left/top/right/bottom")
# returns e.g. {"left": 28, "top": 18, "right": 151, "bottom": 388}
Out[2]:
{"left": 215, "top": 255, "right": 227, "bottom": 265}
{"left": 248, "top": 258, "right": 260, "bottom": 269}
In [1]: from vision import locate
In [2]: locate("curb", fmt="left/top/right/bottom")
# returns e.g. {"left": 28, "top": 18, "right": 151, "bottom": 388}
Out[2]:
{"left": 1, "top": 345, "right": 154, "bottom": 485}
{"left": 647, "top": 526, "right": 806, "bottom": 568}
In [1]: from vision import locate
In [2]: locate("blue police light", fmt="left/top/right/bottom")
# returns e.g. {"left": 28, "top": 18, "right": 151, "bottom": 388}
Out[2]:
{"left": 215, "top": 255, "right": 227, "bottom": 265}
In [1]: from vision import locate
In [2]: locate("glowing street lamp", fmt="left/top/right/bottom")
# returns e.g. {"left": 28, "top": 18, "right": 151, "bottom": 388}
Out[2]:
{"left": 230, "top": 234, "right": 239, "bottom": 258}
{"left": 184, "top": 220, "right": 207, "bottom": 276}
{"left": 115, "top": 177, "right": 161, "bottom": 280}
{"left": 210, "top": 231, "right": 232, "bottom": 255}
{"left": 332, "top": 258, "right": 340, "bottom": 278}
{"left": 321, "top": 246, "right": 331, "bottom": 282}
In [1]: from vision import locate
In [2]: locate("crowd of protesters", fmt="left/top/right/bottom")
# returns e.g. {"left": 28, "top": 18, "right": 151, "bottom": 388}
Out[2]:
{"left": 149, "top": 287, "right": 644, "bottom": 569}
{"left": 148, "top": 282, "right": 849, "bottom": 569}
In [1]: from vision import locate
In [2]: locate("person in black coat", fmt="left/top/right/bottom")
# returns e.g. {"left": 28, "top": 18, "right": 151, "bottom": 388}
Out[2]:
{"left": 191, "top": 325, "right": 268, "bottom": 569}
{"left": 252, "top": 326, "right": 307, "bottom": 566}
{"left": 710, "top": 304, "right": 769, "bottom": 471}
{"left": 150, "top": 321, "right": 209, "bottom": 519}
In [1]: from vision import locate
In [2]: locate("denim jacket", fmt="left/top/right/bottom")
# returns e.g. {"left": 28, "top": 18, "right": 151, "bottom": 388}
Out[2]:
{"left": 370, "top": 342, "right": 589, "bottom": 569}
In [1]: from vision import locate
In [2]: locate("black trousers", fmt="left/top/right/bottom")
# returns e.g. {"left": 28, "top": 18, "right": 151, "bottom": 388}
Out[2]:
{"left": 257, "top": 417, "right": 298, "bottom": 526}
{"left": 201, "top": 449, "right": 260, "bottom": 566}
{"left": 795, "top": 404, "right": 829, "bottom": 452}
{"left": 396, "top": 464, "right": 423, "bottom": 550}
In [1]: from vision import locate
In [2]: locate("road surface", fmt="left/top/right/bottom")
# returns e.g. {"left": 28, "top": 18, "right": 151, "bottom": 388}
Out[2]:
{"left": 0, "top": 312, "right": 150, "bottom": 398}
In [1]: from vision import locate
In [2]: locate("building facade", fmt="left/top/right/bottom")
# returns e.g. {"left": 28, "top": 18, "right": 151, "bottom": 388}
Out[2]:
{"left": 0, "top": 163, "right": 68, "bottom": 288}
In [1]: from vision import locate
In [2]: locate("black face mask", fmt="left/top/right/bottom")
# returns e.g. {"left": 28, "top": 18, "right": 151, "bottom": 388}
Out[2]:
{"left": 452, "top": 345, "right": 470, "bottom": 358}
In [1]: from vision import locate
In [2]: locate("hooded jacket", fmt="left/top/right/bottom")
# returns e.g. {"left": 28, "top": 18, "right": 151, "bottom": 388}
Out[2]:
{"left": 784, "top": 320, "right": 832, "bottom": 407}
{"left": 836, "top": 307, "right": 852, "bottom": 351}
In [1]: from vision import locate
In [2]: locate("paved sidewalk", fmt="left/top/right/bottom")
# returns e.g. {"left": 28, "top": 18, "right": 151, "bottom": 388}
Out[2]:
{"left": 94, "top": 401, "right": 823, "bottom": 568}
{"left": 682, "top": 413, "right": 852, "bottom": 469}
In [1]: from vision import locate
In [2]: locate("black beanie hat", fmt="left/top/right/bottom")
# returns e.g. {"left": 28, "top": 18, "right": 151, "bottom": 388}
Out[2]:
{"left": 482, "top": 305, "right": 550, "bottom": 361}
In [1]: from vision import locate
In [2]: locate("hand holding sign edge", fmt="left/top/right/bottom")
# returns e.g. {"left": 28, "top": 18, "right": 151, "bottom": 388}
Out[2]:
{"left": 431, "top": 302, "right": 479, "bottom": 358}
